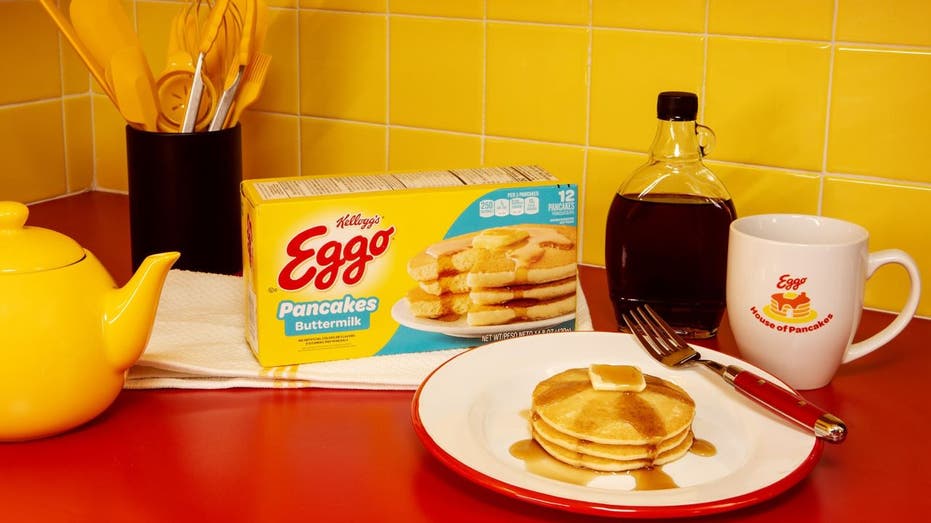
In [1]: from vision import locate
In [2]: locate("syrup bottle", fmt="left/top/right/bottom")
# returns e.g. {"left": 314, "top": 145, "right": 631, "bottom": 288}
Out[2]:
{"left": 605, "top": 91, "right": 736, "bottom": 339}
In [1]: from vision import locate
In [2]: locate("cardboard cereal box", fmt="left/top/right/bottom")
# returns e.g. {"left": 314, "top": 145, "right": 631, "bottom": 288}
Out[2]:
{"left": 240, "top": 166, "right": 579, "bottom": 367}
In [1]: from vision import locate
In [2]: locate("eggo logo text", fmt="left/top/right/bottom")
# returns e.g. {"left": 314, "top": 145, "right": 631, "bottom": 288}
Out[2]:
{"left": 278, "top": 225, "right": 396, "bottom": 291}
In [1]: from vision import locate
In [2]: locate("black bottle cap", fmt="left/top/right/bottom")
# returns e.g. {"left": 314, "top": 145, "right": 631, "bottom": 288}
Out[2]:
{"left": 657, "top": 91, "right": 698, "bottom": 121}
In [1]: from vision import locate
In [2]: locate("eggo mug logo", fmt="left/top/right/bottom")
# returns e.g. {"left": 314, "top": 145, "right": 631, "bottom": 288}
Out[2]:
{"left": 277, "top": 224, "right": 396, "bottom": 292}
{"left": 748, "top": 273, "right": 834, "bottom": 332}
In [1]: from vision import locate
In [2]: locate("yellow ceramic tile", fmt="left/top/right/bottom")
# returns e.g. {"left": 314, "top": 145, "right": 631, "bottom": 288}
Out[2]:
{"left": 389, "top": 17, "right": 482, "bottom": 133}
{"left": 92, "top": 96, "right": 131, "bottom": 191}
{"left": 0, "top": 2, "right": 61, "bottom": 104}
{"left": 487, "top": 1, "right": 589, "bottom": 25}
{"left": 709, "top": 0, "right": 833, "bottom": 40}
{"left": 486, "top": 23, "right": 588, "bottom": 144}
{"left": 705, "top": 37, "right": 831, "bottom": 171}
{"left": 240, "top": 111, "right": 300, "bottom": 179}
{"left": 483, "top": 137, "right": 586, "bottom": 189}
{"left": 0, "top": 102, "right": 67, "bottom": 203}
{"left": 593, "top": 0, "right": 705, "bottom": 33}
{"left": 387, "top": 128, "right": 481, "bottom": 171}
{"left": 300, "top": 117, "right": 386, "bottom": 175}
{"left": 837, "top": 0, "right": 931, "bottom": 46}
{"left": 300, "top": 11, "right": 386, "bottom": 123}
{"left": 582, "top": 148, "right": 647, "bottom": 266}
{"left": 267, "top": 0, "right": 297, "bottom": 7}
{"left": 827, "top": 47, "right": 931, "bottom": 183}
{"left": 300, "top": 0, "right": 386, "bottom": 11}
{"left": 63, "top": 96, "right": 94, "bottom": 192}
{"left": 822, "top": 177, "right": 931, "bottom": 317}
{"left": 590, "top": 30, "right": 704, "bottom": 150}
{"left": 704, "top": 162, "right": 820, "bottom": 218}
{"left": 254, "top": 7, "right": 299, "bottom": 114}
{"left": 61, "top": 36, "right": 91, "bottom": 95}
{"left": 391, "top": 0, "right": 483, "bottom": 18}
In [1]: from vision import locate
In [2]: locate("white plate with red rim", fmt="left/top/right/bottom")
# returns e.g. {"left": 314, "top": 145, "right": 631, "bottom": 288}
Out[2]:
{"left": 411, "top": 331, "right": 823, "bottom": 518}
{"left": 391, "top": 298, "right": 574, "bottom": 338}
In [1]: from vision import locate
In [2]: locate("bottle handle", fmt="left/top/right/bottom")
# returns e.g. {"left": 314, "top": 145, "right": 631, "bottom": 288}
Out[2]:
{"left": 697, "top": 124, "right": 715, "bottom": 157}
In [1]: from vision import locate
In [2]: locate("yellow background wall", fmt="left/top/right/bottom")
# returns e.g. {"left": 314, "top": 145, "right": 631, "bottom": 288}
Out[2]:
{"left": 1, "top": 0, "right": 929, "bottom": 317}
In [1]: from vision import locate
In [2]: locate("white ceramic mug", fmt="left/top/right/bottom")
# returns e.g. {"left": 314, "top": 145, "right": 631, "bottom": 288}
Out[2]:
{"left": 726, "top": 214, "right": 921, "bottom": 390}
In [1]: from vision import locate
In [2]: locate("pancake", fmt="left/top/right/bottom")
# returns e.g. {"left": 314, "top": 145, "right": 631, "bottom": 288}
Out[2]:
{"left": 467, "top": 294, "right": 576, "bottom": 326}
{"left": 407, "top": 233, "right": 479, "bottom": 282}
{"left": 406, "top": 287, "right": 470, "bottom": 319}
{"left": 470, "top": 276, "right": 577, "bottom": 305}
{"left": 417, "top": 273, "right": 470, "bottom": 296}
{"left": 532, "top": 426, "right": 694, "bottom": 472}
{"left": 406, "top": 224, "right": 578, "bottom": 326}
{"left": 531, "top": 368, "right": 695, "bottom": 446}
{"left": 467, "top": 225, "right": 577, "bottom": 288}
{"left": 406, "top": 225, "right": 577, "bottom": 287}
{"left": 528, "top": 366, "right": 697, "bottom": 471}
{"left": 531, "top": 413, "right": 692, "bottom": 462}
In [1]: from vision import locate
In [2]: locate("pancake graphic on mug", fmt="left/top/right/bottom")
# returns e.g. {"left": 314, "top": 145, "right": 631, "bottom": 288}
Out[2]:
{"left": 763, "top": 291, "right": 818, "bottom": 323}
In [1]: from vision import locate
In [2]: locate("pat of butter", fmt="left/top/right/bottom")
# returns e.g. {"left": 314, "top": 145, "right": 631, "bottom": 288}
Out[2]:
{"left": 588, "top": 364, "right": 646, "bottom": 392}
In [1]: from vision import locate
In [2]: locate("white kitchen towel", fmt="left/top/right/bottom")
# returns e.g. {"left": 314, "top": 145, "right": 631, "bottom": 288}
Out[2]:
{"left": 125, "top": 270, "right": 593, "bottom": 390}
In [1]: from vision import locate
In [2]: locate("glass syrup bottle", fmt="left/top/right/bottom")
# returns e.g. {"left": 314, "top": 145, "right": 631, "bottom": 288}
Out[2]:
{"left": 605, "top": 91, "right": 736, "bottom": 339}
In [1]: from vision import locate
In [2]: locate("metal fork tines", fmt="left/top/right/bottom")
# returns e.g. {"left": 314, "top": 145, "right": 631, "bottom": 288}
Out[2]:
{"left": 622, "top": 305, "right": 725, "bottom": 375}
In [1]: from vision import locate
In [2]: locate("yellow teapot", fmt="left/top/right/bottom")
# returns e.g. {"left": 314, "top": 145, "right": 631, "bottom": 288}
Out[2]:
{"left": 0, "top": 201, "right": 179, "bottom": 441}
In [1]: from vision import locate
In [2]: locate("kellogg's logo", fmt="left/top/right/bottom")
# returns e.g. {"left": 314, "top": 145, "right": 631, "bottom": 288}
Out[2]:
{"left": 278, "top": 214, "right": 395, "bottom": 292}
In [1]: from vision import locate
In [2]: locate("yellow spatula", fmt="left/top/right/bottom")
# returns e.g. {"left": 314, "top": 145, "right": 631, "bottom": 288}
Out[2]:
{"left": 108, "top": 46, "right": 160, "bottom": 132}
{"left": 37, "top": 0, "right": 117, "bottom": 105}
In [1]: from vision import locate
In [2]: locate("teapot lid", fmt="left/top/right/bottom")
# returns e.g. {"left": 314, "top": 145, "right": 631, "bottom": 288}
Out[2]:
{"left": 0, "top": 201, "right": 85, "bottom": 273}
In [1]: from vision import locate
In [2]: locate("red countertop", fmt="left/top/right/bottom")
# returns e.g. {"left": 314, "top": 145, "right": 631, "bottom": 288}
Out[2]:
{"left": 3, "top": 191, "right": 929, "bottom": 522}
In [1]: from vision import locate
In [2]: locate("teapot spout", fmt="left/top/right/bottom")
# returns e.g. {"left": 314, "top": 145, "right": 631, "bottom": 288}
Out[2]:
{"left": 103, "top": 252, "right": 180, "bottom": 370}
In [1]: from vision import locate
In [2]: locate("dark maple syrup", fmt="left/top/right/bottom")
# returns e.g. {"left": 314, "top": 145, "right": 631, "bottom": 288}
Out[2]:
{"left": 605, "top": 193, "right": 736, "bottom": 338}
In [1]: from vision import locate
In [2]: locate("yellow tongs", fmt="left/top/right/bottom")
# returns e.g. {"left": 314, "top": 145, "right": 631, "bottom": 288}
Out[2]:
{"left": 181, "top": 0, "right": 233, "bottom": 133}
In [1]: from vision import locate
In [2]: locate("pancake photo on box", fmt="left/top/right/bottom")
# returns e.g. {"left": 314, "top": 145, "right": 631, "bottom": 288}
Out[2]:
{"left": 400, "top": 224, "right": 578, "bottom": 333}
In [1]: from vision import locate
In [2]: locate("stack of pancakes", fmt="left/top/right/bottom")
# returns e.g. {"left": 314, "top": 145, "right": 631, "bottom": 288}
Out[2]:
{"left": 406, "top": 224, "right": 577, "bottom": 326}
{"left": 529, "top": 366, "right": 696, "bottom": 472}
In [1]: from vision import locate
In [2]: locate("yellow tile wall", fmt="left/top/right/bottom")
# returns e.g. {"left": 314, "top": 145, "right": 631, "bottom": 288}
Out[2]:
{"left": 1, "top": 0, "right": 929, "bottom": 318}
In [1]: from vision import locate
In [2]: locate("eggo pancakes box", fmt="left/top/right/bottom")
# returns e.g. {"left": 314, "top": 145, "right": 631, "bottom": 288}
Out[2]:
{"left": 241, "top": 166, "right": 579, "bottom": 367}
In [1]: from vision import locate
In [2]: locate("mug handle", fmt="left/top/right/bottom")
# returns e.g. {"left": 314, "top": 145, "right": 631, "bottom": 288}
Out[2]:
{"left": 843, "top": 249, "right": 921, "bottom": 363}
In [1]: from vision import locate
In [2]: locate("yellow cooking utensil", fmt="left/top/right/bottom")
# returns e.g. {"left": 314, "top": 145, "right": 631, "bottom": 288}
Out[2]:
{"left": 69, "top": 0, "right": 139, "bottom": 74}
{"left": 70, "top": 0, "right": 158, "bottom": 130}
{"left": 209, "top": 0, "right": 256, "bottom": 130}
{"left": 156, "top": 5, "right": 218, "bottom": 132}
{"left": 108, "top": 46, "right": 160, "bottom": 132}
{"left": 227, "top": 52, "right": 271, "bottom": 126}
{"left": 156, "top": 53, "right": 218, "bottom": 132}
{"left": 182, "top": 0, "right": 235, "bottom": 132}
{"left": 37, "top": 0, "right": 117, "bottom": 105}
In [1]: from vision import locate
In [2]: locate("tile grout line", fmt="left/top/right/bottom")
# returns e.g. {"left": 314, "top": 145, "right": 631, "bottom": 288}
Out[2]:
{"left": 700, "top": 0, "right": 710, "bottom": 122}
{"left": 818, "top": 0, "right": 842, "bottom": 216}
{"left": 385, "top": 5, "right": 391, "bottom": 171}
{"left": 480, "top": 0, "right": 488, "bottom": 165}
{"left": 295, "top": 6, "right": 304, "bottom": 177}
{"left": 53, "top": 16, "right": 72, "bottom": 194}
{"left": 577, "top": 0, "right": 594, "bottom": 264}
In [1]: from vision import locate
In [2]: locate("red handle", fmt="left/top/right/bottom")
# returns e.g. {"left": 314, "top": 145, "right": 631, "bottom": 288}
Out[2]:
{"left": 731, "top": 368, "right": 847, "bottom": 442}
